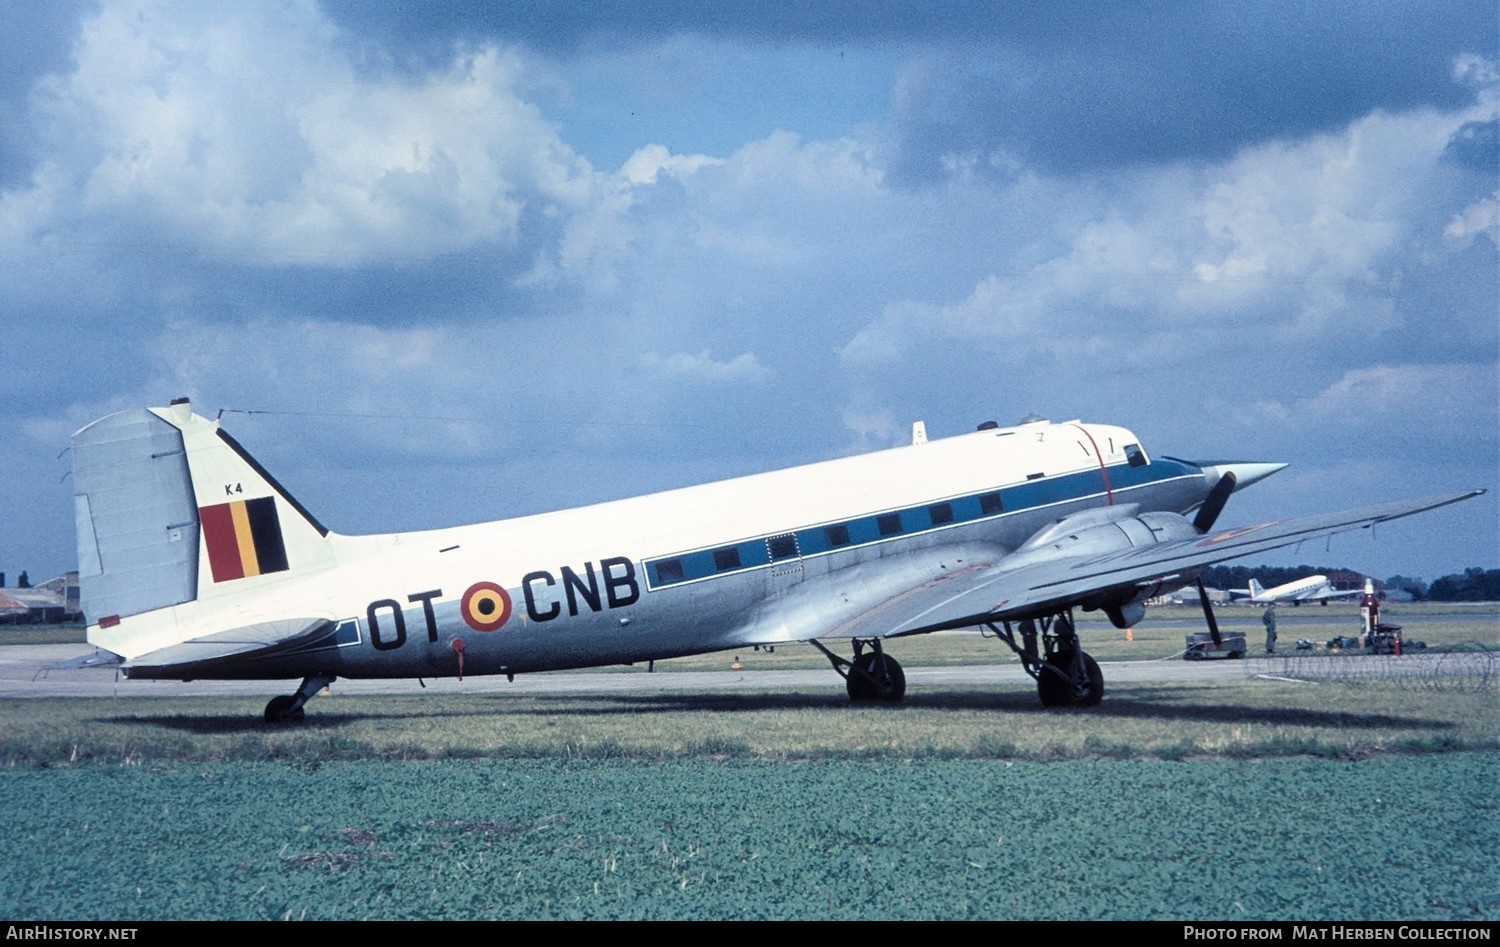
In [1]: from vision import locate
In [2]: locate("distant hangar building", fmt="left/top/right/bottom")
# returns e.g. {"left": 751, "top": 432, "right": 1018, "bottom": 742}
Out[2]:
{"left": 0, "top": 573, "right": 82, "bottom": 624}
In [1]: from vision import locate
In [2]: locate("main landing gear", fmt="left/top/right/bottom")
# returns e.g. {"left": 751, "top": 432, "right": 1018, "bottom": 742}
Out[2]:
{"left": 809, "top": 638, "right": 907, "bottom": 702}
{"left": 263, "top": 673, "right": 335, "bottom": 723}
{"left": 985, "top": 609, "right": 1104, "bottom": 707}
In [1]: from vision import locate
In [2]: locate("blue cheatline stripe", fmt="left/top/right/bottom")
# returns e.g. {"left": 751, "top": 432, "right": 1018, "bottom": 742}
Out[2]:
{"left": 643, "top": 458, "right": 1201, "bottom": 590}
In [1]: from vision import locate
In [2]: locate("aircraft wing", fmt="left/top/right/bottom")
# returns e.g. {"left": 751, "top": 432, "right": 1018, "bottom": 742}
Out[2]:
{"left": 1306, "top": 587, "right": 1364, "bottom": 601}
{"left": 736, "top": 542, "right": 1011, "bottom": 646}
{"left": 798, "top": 489, "right": 1482, "bottom": 641}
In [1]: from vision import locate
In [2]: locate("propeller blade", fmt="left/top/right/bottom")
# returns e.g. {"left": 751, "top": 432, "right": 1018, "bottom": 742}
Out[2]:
{"left": 1193, "top": 470, "right": 1238, "bottom": 533}
{"left": 1197, "top": 578, "right": 1222, "bottom": 648}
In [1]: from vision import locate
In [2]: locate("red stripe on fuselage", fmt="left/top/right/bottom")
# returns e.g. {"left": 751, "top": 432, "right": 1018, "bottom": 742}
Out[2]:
{"left": 1070, "top": 423, "right": 1114, "bottom": 505}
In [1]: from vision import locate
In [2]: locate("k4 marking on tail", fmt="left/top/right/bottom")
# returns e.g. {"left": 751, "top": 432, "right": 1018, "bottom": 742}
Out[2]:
{"left": 68, "top": 398, "right": 1483, "bottom": 723}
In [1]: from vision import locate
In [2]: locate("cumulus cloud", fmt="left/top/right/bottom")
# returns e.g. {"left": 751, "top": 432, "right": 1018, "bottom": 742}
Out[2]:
{"left": 1444, "top": 192, "right": 1499, "bottom": 249}
{"left": 1452, "top": 53, "right": 1498, "bottom": 90}
{"left": 1303, "top": 363, "right": 1499, "bottom": 433}
{"left": 887, "top": 5, "right": 1495, "bottom": 181}
{"left": 837, "top": 408, "right": 902, "bottom": 449}
{"left": 10, "top": 0, "right": 597, "bottom": 269}
{"left": 842, "top": 93, "right": 1496, "bottom": 383}
{"left": 2, "top": 3, "right": 1494, "bottom": 580}
{"left": 621, "top": 144, "right": 721, "bottom": 185}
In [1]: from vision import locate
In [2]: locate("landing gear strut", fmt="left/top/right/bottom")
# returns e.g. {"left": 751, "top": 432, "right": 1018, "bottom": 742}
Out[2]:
{"left": 263, "top": 673, "right": 336, "bottom": 724}
{"left": 808, "top": 638, "right": 907, "bottom": 702}
{"left": 985, "top": 609, "right": 1104, "bottom": 707}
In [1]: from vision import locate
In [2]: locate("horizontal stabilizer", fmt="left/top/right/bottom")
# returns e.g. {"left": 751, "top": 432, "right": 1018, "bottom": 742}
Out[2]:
{"left": 44, "top": 649, "right": 126, "bottom": 671}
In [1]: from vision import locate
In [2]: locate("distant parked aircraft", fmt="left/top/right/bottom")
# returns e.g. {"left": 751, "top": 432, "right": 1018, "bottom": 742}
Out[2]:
{"left": 1235, "top": 575, "right": 1364, "bottom": 606}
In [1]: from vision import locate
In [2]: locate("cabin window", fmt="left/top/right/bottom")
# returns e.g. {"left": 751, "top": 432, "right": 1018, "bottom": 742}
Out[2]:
{"left": 766, "top": 534, "right": 799, "bottom": 561}
{"left": 980, "top": 492, "right": 1004, "bottom": 516}
{"left": 824, "top": 524, "right": 851, "bottom": 547}
{"left": 877, "top": 513, "right": 902, "bottom": 537}
{"left": 928, "top": 502, "right": 954, "bottom": 526}
{"left": 1125, "top": 444, "right": 1147, "bottom": 468}
{"left": 655, "top": 559, "right": 684, "bottom": 584}
{"left": 713, "top": 548, "right": 741, "bottom": 571}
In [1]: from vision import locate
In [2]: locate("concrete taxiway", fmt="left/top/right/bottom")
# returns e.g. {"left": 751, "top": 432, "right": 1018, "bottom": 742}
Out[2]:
{"left": 1, "top": 642, "right": 1489, "bottom": 701}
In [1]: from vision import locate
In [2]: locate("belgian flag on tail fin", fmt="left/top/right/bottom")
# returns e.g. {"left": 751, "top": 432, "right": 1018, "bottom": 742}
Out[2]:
{"left": 199, "top": 497, "right": 290, "bottom": 582}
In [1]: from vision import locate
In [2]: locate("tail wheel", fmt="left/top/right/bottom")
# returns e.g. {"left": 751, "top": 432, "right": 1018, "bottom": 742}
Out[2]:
{"left": 847, "top": 652, "right": 906, "bottom": 703}
{"left": 1037, "top": 651, "right": 1103, "bottom": 708}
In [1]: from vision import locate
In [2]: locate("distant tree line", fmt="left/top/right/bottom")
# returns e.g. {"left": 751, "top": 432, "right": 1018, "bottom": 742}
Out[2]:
{"left": 1197, "top": 565, "right": 1499, "bottom": 602}
{"left": 1422, "top": 568, "right": 1500, "bottom": 602}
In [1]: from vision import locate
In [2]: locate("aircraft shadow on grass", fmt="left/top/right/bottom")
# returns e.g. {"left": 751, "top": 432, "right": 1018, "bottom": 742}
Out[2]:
{"left": 499, "top": 689, "right": 1459, "bottom": 733}
{"left": 108, "top": 684, "right": 1457, "bottom": 736}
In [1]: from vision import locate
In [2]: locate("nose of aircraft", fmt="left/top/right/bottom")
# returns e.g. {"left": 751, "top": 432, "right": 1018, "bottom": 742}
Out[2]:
{"left": 1198, "top": 461, "right": 1289, "bottom": 492}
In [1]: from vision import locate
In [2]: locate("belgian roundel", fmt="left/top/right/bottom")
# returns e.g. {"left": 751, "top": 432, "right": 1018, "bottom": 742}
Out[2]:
{"left": 461, "top": 582, "right": 513, "bottom": 632}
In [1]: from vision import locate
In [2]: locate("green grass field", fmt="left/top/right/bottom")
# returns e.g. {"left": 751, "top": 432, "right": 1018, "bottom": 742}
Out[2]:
{"left": 3, "top": 754, "right": 1495, "bottom": 920}
{"left": 4, "top": 605, "right": 1494, "bottom": 920}
{"left": 3, "top": 675, "right": 1495, "bottom": 766}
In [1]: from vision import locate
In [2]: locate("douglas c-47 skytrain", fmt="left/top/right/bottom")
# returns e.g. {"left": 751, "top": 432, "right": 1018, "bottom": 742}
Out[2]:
{"left": 70, "top": 399, "right": 1482, "bottom": 722}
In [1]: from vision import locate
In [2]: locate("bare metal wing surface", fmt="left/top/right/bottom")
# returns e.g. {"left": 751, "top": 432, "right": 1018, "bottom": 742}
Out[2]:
{"left": 804, "top": 491, "right": 1483, "bottom": 641}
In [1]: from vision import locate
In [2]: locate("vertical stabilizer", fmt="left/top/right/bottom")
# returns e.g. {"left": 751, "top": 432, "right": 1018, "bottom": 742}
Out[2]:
{"left": 1248, "top": 579, "right": 1265, "bottom": 599}
{"left": 73, "top": 401, "right": 336, "bottom": 629}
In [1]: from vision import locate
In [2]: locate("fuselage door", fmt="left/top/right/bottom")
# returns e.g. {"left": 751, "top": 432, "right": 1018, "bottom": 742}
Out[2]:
{"left": 765, "top": 532, "right": 805, "bottom": 583}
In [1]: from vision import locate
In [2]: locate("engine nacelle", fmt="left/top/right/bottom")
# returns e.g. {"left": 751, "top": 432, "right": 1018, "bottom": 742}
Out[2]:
{"left": 1007, "top": 505, "right": 1204, "bottom": 628}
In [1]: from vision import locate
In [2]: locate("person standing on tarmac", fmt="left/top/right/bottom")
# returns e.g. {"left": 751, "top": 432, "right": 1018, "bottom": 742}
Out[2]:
{"left": 1263, "top": 602, "right": 1278, "bottom": 654}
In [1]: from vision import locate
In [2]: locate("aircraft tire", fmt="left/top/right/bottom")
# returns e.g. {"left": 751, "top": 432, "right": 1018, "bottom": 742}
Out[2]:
{"left": 1037, "top": 651, "right": 1103, "bottom": 708}
{"left": 264, "top": 694, "right": 305, "bottom": 724}
{"left": 846, "top": 652, "right": 906, "bottom": 703}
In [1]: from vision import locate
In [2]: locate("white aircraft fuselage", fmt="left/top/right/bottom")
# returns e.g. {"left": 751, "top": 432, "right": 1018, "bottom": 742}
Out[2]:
{"left": 70, "top": 400, "right": 1479, "bottom": 719}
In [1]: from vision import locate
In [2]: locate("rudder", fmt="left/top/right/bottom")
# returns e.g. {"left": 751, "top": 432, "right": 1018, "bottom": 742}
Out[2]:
{"left": 73, "top": 408, "right": 200, "bottom": 623}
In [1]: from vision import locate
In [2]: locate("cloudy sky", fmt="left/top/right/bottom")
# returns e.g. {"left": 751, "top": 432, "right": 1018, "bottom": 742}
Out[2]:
{"left": 2, "top": 0, "right": 1495, "bottom": 590}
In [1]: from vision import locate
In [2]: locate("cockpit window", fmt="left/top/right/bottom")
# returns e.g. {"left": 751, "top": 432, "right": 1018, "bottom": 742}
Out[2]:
{"left": 1124, "top": 444, "right": 1147, "bottom": 468}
